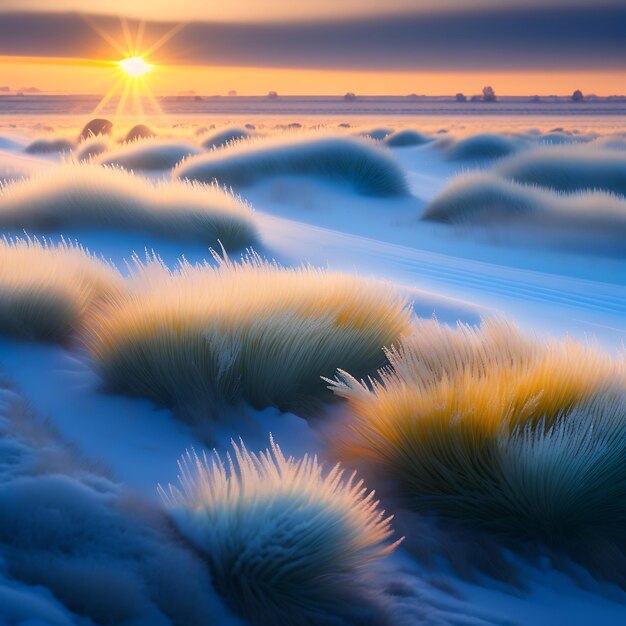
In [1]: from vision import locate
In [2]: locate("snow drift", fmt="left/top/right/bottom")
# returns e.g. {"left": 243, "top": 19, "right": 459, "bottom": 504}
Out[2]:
{"left": 160, "top": 438, "right": 399, "bottom": 625}
{"left": 0, "top": 162, "right": 257, "bottom": 248}
{"left": 85, "top": 250, "right": 411, "bottom": 416}
{"left": 175, "top": 135, "right": 409, "bottom": 197}
{"left": 0, "top": 384, "right": 237, "bottom": 626}
{"left": 0, "top": 236, "right": 121, "bottom": 341}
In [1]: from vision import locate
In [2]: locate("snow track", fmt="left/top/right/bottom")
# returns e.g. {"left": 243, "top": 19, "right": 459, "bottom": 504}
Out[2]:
{"left": 259, "top": 213, "right": 626, "bottom": 344}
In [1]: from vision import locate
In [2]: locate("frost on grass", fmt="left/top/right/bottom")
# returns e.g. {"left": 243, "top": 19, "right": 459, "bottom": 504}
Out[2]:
{"left": 0, "top": 236, "right": 122, "bottom": 341}
{"left": 85, "top": 250, "right": 411, "bottom": 416}
{"left": 384, "top": 130, "right": 432, "bottom": 148}
{"left": 0, "top": 383, "right": 237, "bottom": 626}
{"left": 74, "top": 135, "right": 112, "bottom": 161}
{"left": 442, "top": 133, "right": 521, "bottom": 161}
{"left": 0, "top": 162, "right": 257, "bottom": 248}
{"left": 97, "top": 138, "right": 201, "bottom": 170}
{"left": 159, "top": 438, "right": 400, "bottom": 625}
{"left": 328, "top": 318, "right": 626, "bottom": 545}
{"left": 200, "top": 126, "right": 253, "bottom": 149}
{"left": 496, "top": 146, "right": 626, "bottom": 196}
{"left": 175, "top": 135, "right": 409, "bottom": 197}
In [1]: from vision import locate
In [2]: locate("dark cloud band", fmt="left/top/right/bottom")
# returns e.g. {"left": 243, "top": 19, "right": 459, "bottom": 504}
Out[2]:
{"left": 0, "top": 6, "right": 624, "bottom": 70}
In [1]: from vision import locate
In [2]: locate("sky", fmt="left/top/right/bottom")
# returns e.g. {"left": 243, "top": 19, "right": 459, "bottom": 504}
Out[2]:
{"left": 0, "top": 0, "right": 624, "bottom": 96}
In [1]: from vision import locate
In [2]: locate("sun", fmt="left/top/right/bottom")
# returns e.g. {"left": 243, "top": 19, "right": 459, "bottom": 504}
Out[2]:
{"left": 119, "top": 56, "right": 152, "bottom": 78}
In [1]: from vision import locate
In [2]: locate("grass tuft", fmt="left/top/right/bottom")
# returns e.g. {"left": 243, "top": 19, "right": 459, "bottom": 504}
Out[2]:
{"left": 0, "top": 235, "right": 122, "bottom": 340}
{"left": 328, "top": 318, "right": 626, "bottom": 543}
{"left": 159, "top": 437, "right": 400, "bottom": 625}
{"left": 0, "top": 162, "right": 257, "bottom": 248}
{"left": 175, "top": 135, "right": 408, "bottom": 197}
{"left": 497, "top": 147, "right": 626, "bottom": 196}
{"left": 84, "top": 250, "right": 411, "bottom": 415}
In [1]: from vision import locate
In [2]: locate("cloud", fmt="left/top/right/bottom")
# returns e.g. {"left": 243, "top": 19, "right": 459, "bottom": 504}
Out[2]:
{"left": 0, "top": 6, "right": 624, "bottom": 70}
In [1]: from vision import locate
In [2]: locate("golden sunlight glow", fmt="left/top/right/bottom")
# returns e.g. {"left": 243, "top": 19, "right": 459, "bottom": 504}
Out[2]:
{"left": 119, "top": 56, "right": 152, "bottom": 78}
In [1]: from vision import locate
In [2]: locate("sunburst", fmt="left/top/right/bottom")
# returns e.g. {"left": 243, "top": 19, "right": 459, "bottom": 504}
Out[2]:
{"left": 84, "top": 16, "right": 186, "bottom": 118}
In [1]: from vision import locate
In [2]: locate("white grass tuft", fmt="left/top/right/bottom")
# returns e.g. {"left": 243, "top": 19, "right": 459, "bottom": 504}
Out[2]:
{"left": 200, "top": 127, "right": 252, "bottom": 150}
{"left": 0, "top": 235, "right": 122, "bottom": 340}
{"left": 84, "top": 250, "right": 411, "bottom": 415}
{"left": 384, "top": 129, "right": 431, "bottom": 148}
{"left": 97, "top": 138, "right": 201, "bottom": 171}
{"left": 175, "top": 134, "right": 408, "bottom": 197}
{"left": 442, "top": 133, "right": 520, "bottom": 161}
{"left": 496, "top": 146, "right": 626, "bottom": 196}
{"left": 74, "top": 135, "right": 112, "bottom": 161}
{"left": 0, "top": 162, "right": 257, "bottom": 248}
{"left": 159, "top": 437, "right": 399, "bottom": 625}
{"left": 328, "top": 318, "right": 626, "bottom": 543}
{"left": 422, "top": 172, "right": 626, "bottom": 245}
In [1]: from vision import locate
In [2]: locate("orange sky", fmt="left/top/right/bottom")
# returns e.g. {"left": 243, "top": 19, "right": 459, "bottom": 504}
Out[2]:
{"left": 1, "top": 57, "right": 624, "bottom": 97}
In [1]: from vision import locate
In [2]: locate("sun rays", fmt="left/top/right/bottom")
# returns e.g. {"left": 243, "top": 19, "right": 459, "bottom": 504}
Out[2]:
{"left": 86, "top": 16, "right": 185, "bottom": 117}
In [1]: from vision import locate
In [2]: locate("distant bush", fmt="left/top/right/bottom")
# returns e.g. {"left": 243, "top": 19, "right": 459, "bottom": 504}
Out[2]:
{"left": 175, "top": 135, "right": 409, "bottom": 197}
{"left": 328, "top": 318, "right": 626, "bottom": 544}
{"left": 0, "top": 236, "right": 121, "bottom": 340}
{"left": 572, "top": 89, "right": 585, "bottom": 103}
{"left": 85, "top": 250, "right": 411, "bottom": 415}
{"left": 443, "top": 133, "right": 519, "bottom": 161}
{"left": 455, "top": 93, "right": 467, "bottom": 103}
{"left": 497, "top": 147, "right": 626, "bottom": 196}
{"left": 482, "top": 86, "right": 497, "bottom": 103}
{"left": 160, "top": 438, "right": 399, "bottom": 625}
{"left": 98, "top": 139, "right": 201, "bottom": 171}
{"left": 0, "top": 163, "right": 257, "bottom": 248}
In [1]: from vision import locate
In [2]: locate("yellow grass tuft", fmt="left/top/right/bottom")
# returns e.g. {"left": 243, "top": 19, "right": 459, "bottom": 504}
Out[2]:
{"left": 84, "top": 250, "right": 411, "bottom": 415}
{"left": 328, "top": 318, "right": 626, "bottom": 541}
{"left": 0, "top": 236, "right": 122, "bottom": 340}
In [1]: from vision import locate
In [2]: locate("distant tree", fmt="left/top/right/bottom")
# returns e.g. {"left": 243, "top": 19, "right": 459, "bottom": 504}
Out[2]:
{"left": 572, "top": 89, "right": 584, "bottom": 102}
{"left": 530, "top": 95, "right": 541, "bottom": 103}
{"left": 482, "top": 86, "right": 497, "bottom": 102}
{"left": 344, "top": 92, "right": 356, "bottom": 101}
{"left": 470, "top": 95, "right": 481, "bottom": 102}
{"left": 455, "top": 92, "right": 467, "bottom": 102}
{"left": 268, "top": 91, "right": 278, "bottom": 99}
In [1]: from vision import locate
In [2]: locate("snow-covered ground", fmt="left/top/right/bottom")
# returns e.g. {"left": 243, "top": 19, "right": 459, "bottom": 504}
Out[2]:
{"left": 0, "top": 116, "right": 624, "bottom": 626}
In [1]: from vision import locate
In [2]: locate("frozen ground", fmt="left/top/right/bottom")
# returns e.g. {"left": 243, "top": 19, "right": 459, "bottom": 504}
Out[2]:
{"left": 0, "top": 114, "right": 624, "bottom": 625}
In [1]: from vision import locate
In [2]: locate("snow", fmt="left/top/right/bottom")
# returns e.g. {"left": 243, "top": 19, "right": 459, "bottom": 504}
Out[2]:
{"left": 0, "top": 116, "right": 624, "bottom": 625}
